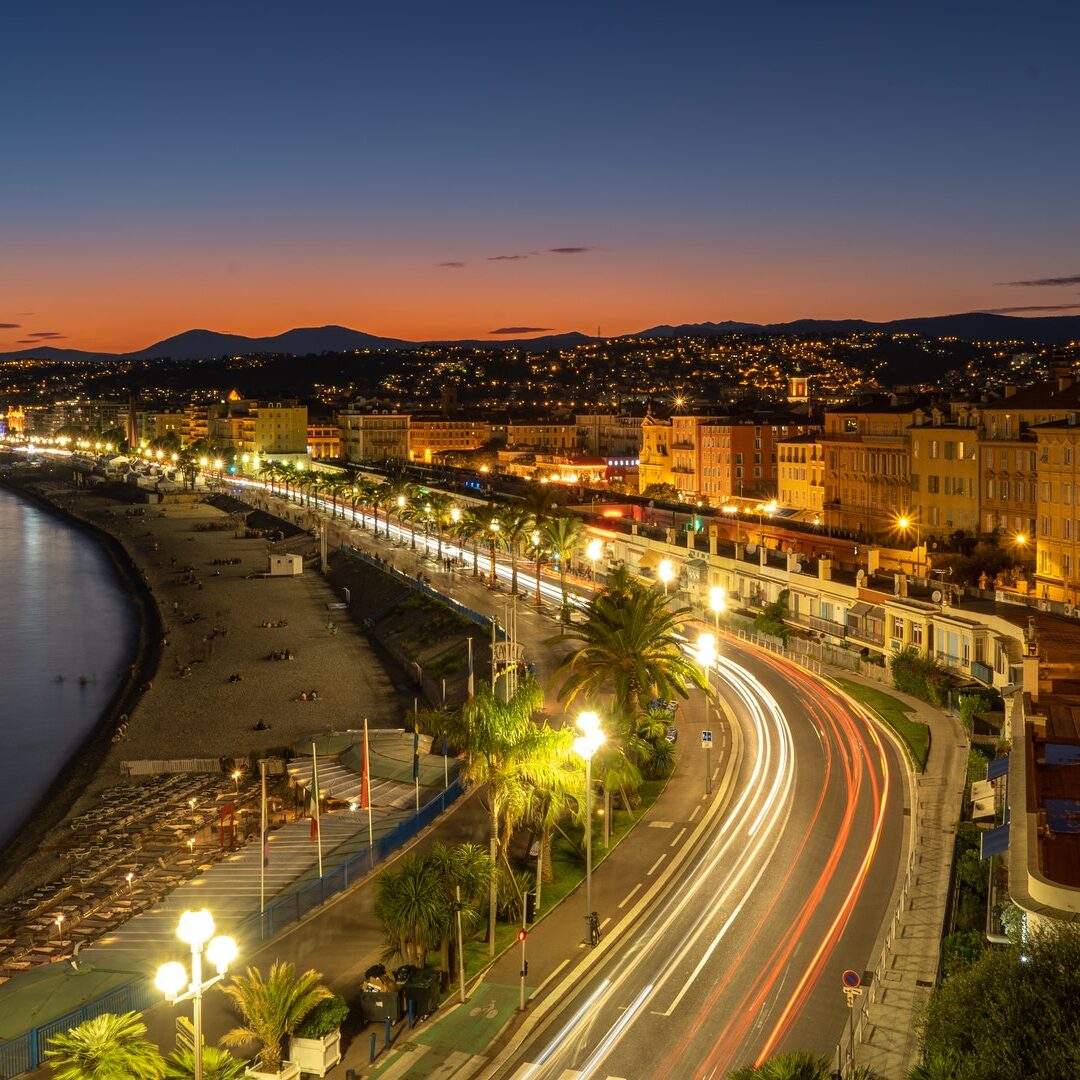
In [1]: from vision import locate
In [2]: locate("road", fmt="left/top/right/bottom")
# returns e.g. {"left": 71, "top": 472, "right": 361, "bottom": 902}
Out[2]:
{"left": 236, "top": 477, "right": 906, "bottom": 1077}
{"left": 483, "top": 639, "right": 902, "bottom": 1080}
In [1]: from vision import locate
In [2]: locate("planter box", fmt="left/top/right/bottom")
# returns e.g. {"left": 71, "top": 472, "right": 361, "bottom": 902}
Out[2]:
{"left": 288, "top": 1030, "right": 342, "bottom": 1077}
{"left": 244, "top": 1063, "right": 301, "bottom": 1080}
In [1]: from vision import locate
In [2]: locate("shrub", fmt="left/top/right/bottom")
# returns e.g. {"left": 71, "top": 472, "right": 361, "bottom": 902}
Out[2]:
{"left": 294, "top": 994, "right": 349, "bottom": 1039}
{"left": 890, "top": 646, "right": 954, "bottom": 705}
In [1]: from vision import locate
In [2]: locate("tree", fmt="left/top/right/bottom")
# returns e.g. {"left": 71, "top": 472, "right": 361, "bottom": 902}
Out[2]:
{"left": 543, "top": 515, "right": 585, "bottom": 625}
{"left": 374, "top": 852, "right": 448, "bottom": 968}
{"left": 453, "top": 508, "right": 484, "bottom": 577}
{"left": 916, "top": 922, "right": 1080, "bottom": 1080}
{"left": 445, "top": 678, "right": 576, "bottom": 955}
{"left": 727, "top": 1052, "right": 885, "bottom": 1079}
{"left": 522, "top": 487, "right": 562, "bottom": 607}
{"left": 164, "top": 1046, "right": 247, "bottom": 1080}
{"left": 754, "top": 588, "right": 790, "bottom": 642}
{"left": 425, "top": 492, "right": 454, "bottom": 559}
{"left": 497, "top": 504, "right": 532, "bottom": 596}
{"left": 46, "top": 1011, "right": 166, "bottom": 1080}
{"left": 467, "top": 504, "right": 502, "bottom": 588}
{"left": 221, "top": 961, "right": 332, "bottom": 1074}
{"left": 642, "top": 482, "right": 678, "bottom": 499}
{"left": 553, "top": 578, "right": 707, "bottom": 720}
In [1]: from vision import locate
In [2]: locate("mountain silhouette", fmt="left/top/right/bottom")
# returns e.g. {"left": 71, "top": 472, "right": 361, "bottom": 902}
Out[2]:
{"left": 129, "top": 324, "right": 409, "bottom": 360}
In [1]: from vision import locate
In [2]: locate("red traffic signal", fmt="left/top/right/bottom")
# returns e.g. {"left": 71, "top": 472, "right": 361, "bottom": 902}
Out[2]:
{"left": 517, "top": 928, "right": 528, "bottom": 942}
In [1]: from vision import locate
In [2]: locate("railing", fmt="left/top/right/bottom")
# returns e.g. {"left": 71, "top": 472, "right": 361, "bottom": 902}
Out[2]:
{"left": 0, "top": 780, "right": 464, "bottom": 1079}
{"left": 846, "top": 625, "right": 885, "bottom": 647}
{"left": 807, "top": 614, "right": 848, "bottom": 638}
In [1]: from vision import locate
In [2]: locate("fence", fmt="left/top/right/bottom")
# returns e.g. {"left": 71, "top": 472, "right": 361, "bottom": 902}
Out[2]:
{"left": 121, "top": 758, "right": 222, "bottom": 776}
{"left": 0, "top": 779, "right": 463, "bottom": 1079}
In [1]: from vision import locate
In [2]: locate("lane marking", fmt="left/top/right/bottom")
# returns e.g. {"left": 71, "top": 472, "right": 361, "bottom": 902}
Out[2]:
{"left": 646, "top": 854, "right": 667, "bottom": 876}
{"left": 617, "top": 883, "right": 643, "bottom": 909}
{"left": 671, "top": 827, "right": 687, "bottom": 847}
{"left": 648, "top": 821, "right": 674, "bottom": 829}
{"left": 689, "top": 805, "right": 702, "bottom": 822}
{"left": 530, "top": 958, "right": 570, "bottom": 1000}
{"left": 600, "top": 916, "right": 612, "bottom": 930}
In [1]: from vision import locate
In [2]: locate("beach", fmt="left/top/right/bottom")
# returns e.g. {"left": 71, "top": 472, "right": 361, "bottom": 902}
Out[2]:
{"left": 0, "top": 472, "right": 403, "bottom": 905}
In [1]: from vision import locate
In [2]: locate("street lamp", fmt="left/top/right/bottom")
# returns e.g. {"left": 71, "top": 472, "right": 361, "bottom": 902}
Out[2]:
{"left": 696, "top": 633, "right": 717, "bottom": 795}
{"left": 709, "top": 586, "right": 726, "bottom": 630}
{"left": 586, "top": 538, "right": 603, "bottom": 582}
{"left": 573, "top": 712, "right": 605, "bottom": 946}
{"left": 658, "top": 558, "right": 674, "bottom": 596}
{"left": 896, "top": 513, "right": 921, "bottom": 578}
{"left": 156, "top": 909, "right": 237, "bottom": 1080}
{"left": 488, "top": 519, "right": 500, "bottom": 587}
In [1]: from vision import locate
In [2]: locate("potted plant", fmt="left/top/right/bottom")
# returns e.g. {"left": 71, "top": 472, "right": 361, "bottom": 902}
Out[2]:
{"left": 287, "top": 994, "right": 348, "bottom": 1076}
{"left": 221, "top": 961, "right": 332, "bottom": 1080}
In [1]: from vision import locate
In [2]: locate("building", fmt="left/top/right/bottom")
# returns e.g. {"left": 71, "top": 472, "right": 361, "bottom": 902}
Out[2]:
{"left": 638, "top": 414, "right": 673, "bottom": 492}
{"left": 136, "top": 410, "right": 186, "bottom": 445}
{"left": 408, "top": 417, "right": 491, "bottom": 461}
{"left": 908, "top": 405, "right": 980, "bottom": 536}
{"left": 777, "top": 432, "right": 824, "bottom": 515}
{"left": 1032, "top": 416, "right": 1080, "bottom": 604}
{"left": 820, "top": 397, "right": 923, "bottom": 536}
{"left": 505, "top": 421, "right": 577, "bottom": 455}
{"left": 574, "top": 413, "right": 642, "bottom": 458}
{"left": 307, "top": 423, "right": 342, "bottom": 461}
{"left": 339, "top": 410, "right": 410, "bottom": 464}
{"left": 209, "top": 395, "right": 308, "bottom": 459}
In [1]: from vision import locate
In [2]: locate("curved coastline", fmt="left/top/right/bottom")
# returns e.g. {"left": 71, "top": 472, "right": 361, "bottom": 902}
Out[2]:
{"left": 0, "top": 474, "right": 162, "bottom": 870}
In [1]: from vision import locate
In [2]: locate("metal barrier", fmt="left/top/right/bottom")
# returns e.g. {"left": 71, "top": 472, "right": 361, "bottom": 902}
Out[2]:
{"left": 0, "top": 779, "right": 463, "bottom": 1079}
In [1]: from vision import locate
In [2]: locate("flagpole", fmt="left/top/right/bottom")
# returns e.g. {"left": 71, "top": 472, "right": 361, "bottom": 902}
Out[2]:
{"left": 259, "top": 760, "right": 267, "bottom": 917}
{"left": 413, "top": 724, "right": 420, "bottom": 814}
{"left": 365, "top": 721, "right": 373, "bottom": 846}
{"left": 467, "top": 636, "right": 474, "bottom": 701}
{"left": 363, "top": 718, "right": 373, "bottom": 849}
{"left": 311, "top": 740, "right": 323, "bottom": 878}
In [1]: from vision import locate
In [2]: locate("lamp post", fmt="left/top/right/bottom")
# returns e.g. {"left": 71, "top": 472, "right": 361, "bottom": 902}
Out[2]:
{"left": 696, "top": 633, "right": 717, "bottom": 795}
{"left": 586, "top": 538, "right": 603, "bottom": 583}
{"left": 573, "top": 712, "right": 606, "bottom": 945}
{"left": 488, "top": 519, "right": 500, "bottom": 587}
{"left": 658, "top": 558, "right": 674, "bottom": 596}
{"left": 156, "top": 909, "right": 238, "bottom": 1080}
{"left": 709, "top": 586, "right": 726, "bottom": 631}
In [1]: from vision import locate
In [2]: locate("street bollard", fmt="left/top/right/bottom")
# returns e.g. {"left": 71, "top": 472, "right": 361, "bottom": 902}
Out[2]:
{"left": 408, "top": 999, "right": 416, "bottom": 1028}
{"left": 384, "top": 1016, "right": 392, "bottom": 1049}
{"left": 369, "top": 1033, "right": 377, "bottom": 1063}
{"left": 347, "top": 1070, "right": 358, "bottom": 1080}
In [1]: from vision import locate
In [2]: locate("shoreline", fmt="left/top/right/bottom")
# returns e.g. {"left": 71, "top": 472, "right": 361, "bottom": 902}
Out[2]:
{"left": 0, "top": 472, "right": 162, "bottom": 872}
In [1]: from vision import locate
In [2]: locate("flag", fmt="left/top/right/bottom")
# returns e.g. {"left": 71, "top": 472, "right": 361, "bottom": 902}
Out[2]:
{"left": 310, "top": 792, "right": 320, "bottom": 841}
{"left": 412, "top": 727, "right": 420, "bottom": 782}
{"left": 310, "top": 745, "right": 321, "bottom": 842}
{"left": 360, "top": 719, "right": 371, "bottom": 810}
{"left": 441, "top": 732, "right": 448, "bottom": 757}
{"left": 261, "top": 769, "right": 269, "bottom": 868}
{"left": 467, "top": 637, "right": 474, "bottom": 701}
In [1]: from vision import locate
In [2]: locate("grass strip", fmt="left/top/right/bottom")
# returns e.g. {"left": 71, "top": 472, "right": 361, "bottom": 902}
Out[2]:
{"left": 833, "top": 678, "right": 930, "bottom": 771}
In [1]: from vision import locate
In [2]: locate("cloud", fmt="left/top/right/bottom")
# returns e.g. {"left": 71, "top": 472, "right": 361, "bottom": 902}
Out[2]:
{"left": 16, "top": 311, "right": 35, "bottom": 316}
{"left": 489, "top": 326, "right": 553, "bottom": 335}
{"left": 548, "top": 246, "right": 596, "bottom": 255}
{"left": 436, "top": 261, "right": 466, "bottom": 268}
{"left": 1000, "top": 273, "right": 1080, "bottom": 287}
{"left": 979, "top": 303, "right": 1080, "bottom": 314}
{"left": 488, "top": 254, "right": 529, "bottom": 261}
{"left": 16, "top": 339, "right": 39, "bottom": 344}
{"left": 0, "top": 323, "right": 20, "bottom": 329}
{"left": 27, "top": 331, "right": 64, "bottom": 338}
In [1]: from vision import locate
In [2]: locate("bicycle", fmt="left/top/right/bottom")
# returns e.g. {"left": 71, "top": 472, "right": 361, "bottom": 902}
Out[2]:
{"left": 587, "top": 910, "right": 601, "bottom": 947}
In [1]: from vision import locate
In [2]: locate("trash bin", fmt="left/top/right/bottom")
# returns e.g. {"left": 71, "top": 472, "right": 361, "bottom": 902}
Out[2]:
{"left": 360, "top": 988, "right": 403, "bottom": 1024}
{"left": 404, "top": 970, "right": 442, "bottom": 1020}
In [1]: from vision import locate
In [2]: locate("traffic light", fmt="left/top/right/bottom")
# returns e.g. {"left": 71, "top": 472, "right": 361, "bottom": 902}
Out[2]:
{"left": 517, "top": 928, "right": 528, "bottom": 943}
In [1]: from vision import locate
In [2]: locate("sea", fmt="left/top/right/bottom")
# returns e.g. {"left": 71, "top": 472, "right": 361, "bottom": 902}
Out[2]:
{"left": 0, "top": 484, "right": 137, "bottom": 851}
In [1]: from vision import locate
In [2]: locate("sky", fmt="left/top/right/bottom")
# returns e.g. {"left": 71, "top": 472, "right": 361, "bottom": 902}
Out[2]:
{"left": 3, "top": 0, "right": 1080, "bottom": 354}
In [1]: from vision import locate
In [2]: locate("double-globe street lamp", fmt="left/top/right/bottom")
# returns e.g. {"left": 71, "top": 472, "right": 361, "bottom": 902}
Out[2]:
{"left": 155, "top": 909, "right": 238, "bottom": 1080}
{"left": 573, "top": 711, "right": 606, "bottom": 945}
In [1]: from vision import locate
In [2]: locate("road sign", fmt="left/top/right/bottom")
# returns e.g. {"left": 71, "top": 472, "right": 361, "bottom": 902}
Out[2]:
{"left": 841, "top": 968, "right": 862, "bottom": 989}
{"left": 701, "top": 730, "right": 713, "bottom": 748}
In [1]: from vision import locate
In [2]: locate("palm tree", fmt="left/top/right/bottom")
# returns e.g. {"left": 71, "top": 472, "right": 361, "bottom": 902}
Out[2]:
{"left": 523, "top": 487, "right": 562, "bottom": 606}
{"left": 221, "top": 961, "right": 332, "bottom": 1074}
{"left": 728, "top": 1053, "right": 885, "bottom": 1080}
{"left": 466, "top": 505, "right": 502, "bottom": 587}
{"left": 543, "top": 515, "right": 585, "bottom": 624}
{"left": 374, "top": 852, "right": 447, "bottom": 968}
{"left": 496, "top": 504, "right": 531, "bottom": 596}
{"left": 46, "top": 1011, "right": 166, "bottom": 1080}
{"left": 456, "top": 508, "right": 485, "bottom": 577}
{"left": 425, "top": 492, "right": 454, "bottom": 559}
{"left": 164, "top": 1046, "right": 247, "bottom": 1080}
{"left": 445, "top": 678, "right": 576, "bottom": 955}
{"left": 553, "top": 583, "right": 707, "bottom": 720}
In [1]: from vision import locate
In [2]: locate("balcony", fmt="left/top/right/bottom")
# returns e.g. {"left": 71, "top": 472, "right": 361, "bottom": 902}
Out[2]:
{"left": 807, "top": 614, "right": 847, "bottom": 639}
{"left": 672, "top": 441, "right": 695, "bottom": 450}
{"left": 847, "top": 625, "right": 884, "bottom": 647}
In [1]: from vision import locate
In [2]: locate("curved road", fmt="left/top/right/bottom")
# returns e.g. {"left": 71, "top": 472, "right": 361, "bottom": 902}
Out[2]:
{"left": 490, "top": 642, "right": 903, "bottom": 1080}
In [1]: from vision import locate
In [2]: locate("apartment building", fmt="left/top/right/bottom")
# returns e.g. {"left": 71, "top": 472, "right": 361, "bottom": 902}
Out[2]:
{"left": 638, "top": 415, "right": 672, "bottom": 491}
{"left": 777, "top": 432, "right": 824, "bottom": 514}
{"left": 574, "top": 413, "right": 642, "bottom": 457}
{"left": 1032, "top": 416, "right": 1080, "bottom": 603}
{"left": 505, "top": 421, "right": 577, "bottom": 455}
{"left": 908, "top": 406, "right": 980, "bottom": 535}
{"left": 307, "top": 423, "right": 342, "bottom": 461}
{"left": 338, "top": 410, "right": 410, "bottom": 463}
{"left": 209, "top": 397, "right": 308, "bottom": 458}
{"left": 409, "top": 417, "right": 492, "bottom": 461}
{"left": 820, "top": 397, "right": 923, "bottom": 535}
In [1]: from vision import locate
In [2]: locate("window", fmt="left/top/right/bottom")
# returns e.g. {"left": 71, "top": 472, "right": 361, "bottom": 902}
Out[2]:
{"left": 927, "top": 475, "right": 940, "bottom": 493}
{"left": 911, "top": 624, "right": 923, "bottom": 647}
{"left": 844, "top": 418, "right": 857, "bottom": 433}
{"left": 892, "top": 616, "right": 904, "bottom": 638}
{"left": 911, "top": 474, "right": 920, "bottom": 492}
{"left": 930, "top": 440, "right": 940, "bottom": 459}
{"left": 944, "top": 441, "right": 956, "bottom": 460}
{"left": 1066, "top": 447, "right": 1074, "bottom": 466}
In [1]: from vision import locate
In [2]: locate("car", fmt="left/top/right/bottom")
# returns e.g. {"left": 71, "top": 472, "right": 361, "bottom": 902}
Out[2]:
{"left": 664, "top": 723, "right": 678, "bottom": 744}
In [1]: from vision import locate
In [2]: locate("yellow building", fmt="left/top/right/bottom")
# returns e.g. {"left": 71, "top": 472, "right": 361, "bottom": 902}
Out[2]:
{"left": 908, "top": 407, "right": 980, "bottom": 536}
{"left": 637, "top": 415, "right": 673, "bottom": 492}
{"left": 210, "top": 398, "right": 308, "bottom": 457}
{"left": 409, "top": 417, "right": 491, "bottom": 461}
{"left": 776, "top": 433, "right": 824, "bottom": 515}
{"left": 307, "top": 423, "right": 342, "bottom": 461}
{"left": 1032, "top": 417, "right": 1080, "bottom": 604}
{"left": 338, "top": 410, "right": 410, "bottom": 463}
{"left": 820, "top": 398, "right": 921, "bottom": 536}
